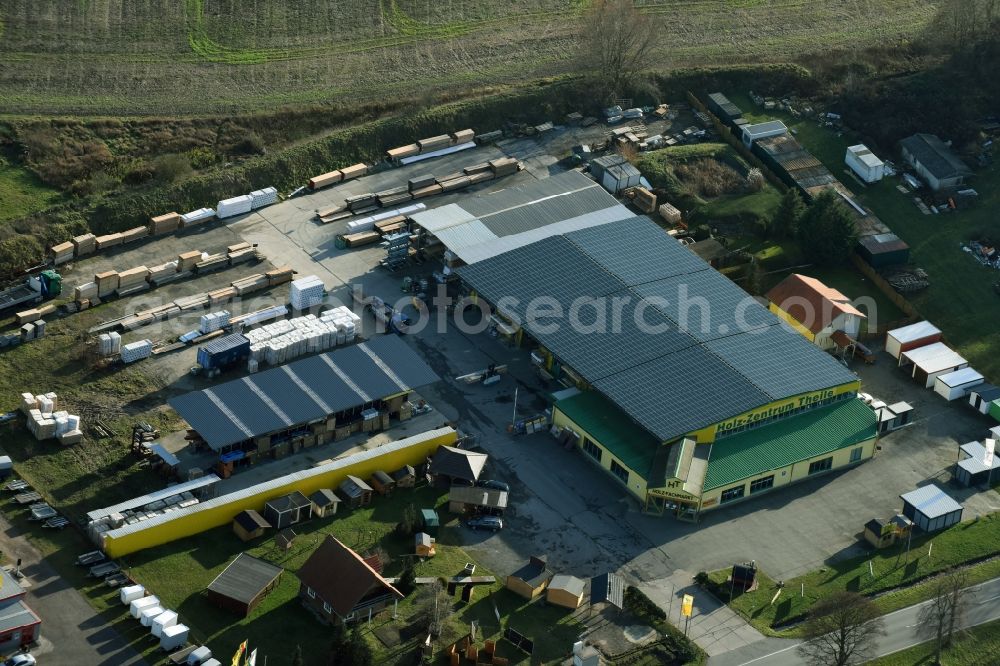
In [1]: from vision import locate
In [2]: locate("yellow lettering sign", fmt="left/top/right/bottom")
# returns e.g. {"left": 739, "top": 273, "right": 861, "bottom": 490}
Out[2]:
{"left": 681, "top": 594, "right": 694, "bottom": 617}
{"left": 715, "top": 387, "right": 852, "bottom": 434}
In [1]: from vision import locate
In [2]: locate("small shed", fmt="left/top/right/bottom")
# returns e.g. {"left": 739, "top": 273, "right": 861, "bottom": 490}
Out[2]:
{"left": 420, "top": 509, "right": 440, "bottom": 537}
{"left": 901, "top": 342, "right": 968, "bottom": 388}
{"left": 934, "top": 367, "right": 985, "bottom": 401}
{"left": 232, "top": 509, "right": 270, "bottom": 542}
{"left": 968, "top": 384, "right": 1000, "bottom": 414}
{"left": 264, "top": 491, "right": 312, "bottom": 529}
{"left": 546, "top": 575, "right": 586, "bottom": 609}
{"left": 600, "top": 163, "right": 643, "bottom": 195}
{"left": 369, "top": 470, "right": 396, "bottom": 496}
{"left": 955, "top": 440, "right": 1000, "bottom": 487}
{"left": 0, "top": 456, "right": 12, "bottom": 481}
{"left": 590, "top": 572, "right": 624, "bottom": 609}
{"left": 391, "top": 465, "right": 416, "bottom": 488}
{"left": 275, "top": 528, "right": 296, "bottom": 552}
{"left": 428, "top": 446, "right": 488, "bottom": 486}
{"left": 857, "top": 233, "right": 911, "bottom": 268}
{"left": 506, "top": 556, "right": 553, "bottom": 600}
{"left": 415, "top": 532, "right": 436, "bottom": 557}
{"left": 741, "top": 120, "right": 787, "bottom": 147}
{"left": 448, "top": 485, "right": 509, "bottom": 515}
{"left": 885, "top": 321, "right": 942, "bottom": 359}
{"left": 845, "top": 144, "right": 885, "bottom": 183}
{"left": 900, "top": 485, "right": 963, "bottom": 531}
{"left": 206, "top": 553, "right": 282, "bottom": 617}
{"left": 876, "top": 401, "right": 913, "bottom": 435}
{"left": 991, "top": 399, "right": 1000, "bottom": 422}
{"left": 337, "top": 475, "right": 373, "bottom": 508}
{"left": 309, "top": 489, "right": 341, "bottom": 518}
{"left": 863, "top": 514, "right": 912, "bottom": 549}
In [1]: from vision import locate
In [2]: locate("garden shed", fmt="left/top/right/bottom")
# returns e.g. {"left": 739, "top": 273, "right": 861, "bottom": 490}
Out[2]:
{"left": 934, "top": 367, "right": 984, "bottom": 401}
{"left": 969, "top": 384, "right": 1000, "bottom": 414}
{"left": 337, "top": 475, "right": 373, "bottom": 508}
{"left": 232, "top": 509, "right": 270, "bottom": 542}
{"left": 546, "top": 575, "right": 586, "bottom": 609}
{"left": 506, "top": 556, "right": 553, "bottom": 600}
{"left": 954, "top": 440, "right": 999, "bottom": 487}
{"left": 900, "top": 342, "right": 968, "bottom": 388}
{"left": 206, "top": 553, "right": 282, "bottom": 617}
{"left": 900, "top": 484, "right": 963, "bottom": 531}
{"left": 263, "top": 491, "right": 312, "bottom": 529}
{"left": 885, "top": 321, "right": 941, "bottom": 359}
{"left": 309, "top": 489, "right": 341, "bottom": 518}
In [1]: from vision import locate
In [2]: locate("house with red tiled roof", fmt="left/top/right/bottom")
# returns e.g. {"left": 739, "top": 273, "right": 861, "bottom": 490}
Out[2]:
{"left": 766, "top": 274, "right": 866, "bottom": 350}
{"left": 296, "top": 535, "right": 403, "bottom": 625}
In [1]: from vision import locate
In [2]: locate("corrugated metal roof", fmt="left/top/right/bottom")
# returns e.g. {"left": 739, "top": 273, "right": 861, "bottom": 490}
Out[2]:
{"left": 460, "top": 217, "right": 859, "bottom": 443}
{"left": 0, "top": 599, "right": 39, "bottom": 634}
{"left": 703, "top": 399, "right": 877, "bottom": 490}
{"left": 959, "top": 441, "right": 1000, "bottom": 474}
{"left": 409, "top": 204, "right": 476, "bottom": 233}
{"left": 936, "top": 367, "right": 983, "bottom": 388}
{"left": 902, "top": 342, "right": 966, "bottom": 373}
{"left": 87, "top": 475, "right": 220, "bottom": 522}
{"left": 103, "top": 427, "right": 455, "bottom": 541}
{"left": 900, "top": 484, "right": 963, "bottom": 519}
{"left": 169, "top": 335, "right": 438, "bottom": 450}
{"left": 888, "top": 321, "right": 941, "bottom": 344}
{"left": 743, "top": 120, "right": 787, "bottom": 136}
{"left": 434, "top": 219, "right": 497, "bottom": 251}
{"left": 207, "top": 553, "right": 282, "bottom": 605}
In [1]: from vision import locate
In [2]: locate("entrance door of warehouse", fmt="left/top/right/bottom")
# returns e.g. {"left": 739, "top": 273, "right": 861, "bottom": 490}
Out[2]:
{"left": 644, "top": 492, "right": 700, "bottom": 522}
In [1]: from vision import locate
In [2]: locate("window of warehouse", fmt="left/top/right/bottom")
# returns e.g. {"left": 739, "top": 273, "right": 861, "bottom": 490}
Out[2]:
{"left": 749, "top": 476, "right": 774, "bottom": 494}
{"left": 808, "top": 457, "right": 833, "bottom": 475}
{"left": 850, "top": 447, "right": 863, "bottom": 463}
{"left": 582, "top": 438, "right": 603, "bottom": 462}
{"left": 721, "top": 485, "right": 745, "bottom": 503}
{"left": 610, "top": 460, "right": 629, "bottom": 484}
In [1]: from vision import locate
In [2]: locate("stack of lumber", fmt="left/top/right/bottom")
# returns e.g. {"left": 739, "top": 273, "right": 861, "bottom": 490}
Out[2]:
{"left": 417, "top": 134, "right": 452, "bottom": 152}
{"left": 266, "top": 267, "right": 295, "bottom": 286}
{"left": 51, "top": 241, "right": 74, "bottom": 265}
{"left": 632, "top": 187, "right": 657, "bottom": 214}
{"left": 175, "top": 293, "right": 210, "bottom": 311}
{"left": 450, "top": 129, "right": 475, "bottom": 144}
{"left": 408, "top": 174, "right": 437, "bottom": 192}
{"left": 95, "top": 233, "right": 123, "bottom": 250}
{"left": 231, "top": 273, "right": 269, "bottom": 296}
{"left": 149, "top": 212, "right": 181, "bottom": 235}
{"left": 177, "top": 251, "right": 202, "bottom": 273}
{"left": 120, "top": 226, "right": 149, "bottom": 244}
{"left": 386, "top": 144, "right": 420, "bottom": 161}
{"left": 117, "top": 266, "right": 151, "bottom": 295}
{"left": 309, "top": 170, "right": 343, "bottom": 190}
{"left": 72, "top": 233, "right": 97, "bottom": 257}
{"left": 374, "top": 215, "right": 407, "bottom": 236}
{"left": 411, "top": 184, "right": 443, "bottom": 199}
{"left": 208, "top": 287, "right": 237, "bottom": 306}
{"left": 489, "top": 157, "right": 519, "bottom": 176}
{"left": 342, "top": 231, "right": 381, "bottom": 248}
{"left": 15, "top": 304, "right": 56, "bottom": 326}
{"left": 195, "top": 253, "right": 228, "bottom": 273}
{"left": 147, "top": 262, "right": 179, "bottom": 285}
{"left": 74, "top": 282, "right": 98, "bottom": 303}
{"left": 95, "top": 271, "right": 120, "bottom": 297}
{"left": 376, "top": 186, "right": 412, "bottom": 207}
{"left": 437, "top": 174, "right": 471, "bottom": 192}
{"left": 340, "top": 163, "right": 368, "bottom": 181}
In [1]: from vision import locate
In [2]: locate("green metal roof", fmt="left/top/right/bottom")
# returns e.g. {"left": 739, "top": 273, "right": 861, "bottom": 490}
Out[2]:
{"left": 556, "top": 391, "right": 668, "bottom": 482}
{"left": 703, "top": 399, "right": 877, "bottom": 491}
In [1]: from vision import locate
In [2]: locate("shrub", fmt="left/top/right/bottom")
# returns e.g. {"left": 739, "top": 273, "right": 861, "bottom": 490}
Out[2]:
{"left": 624, "top": 585, "right": 667, "bottom": 622}
{"left": 675, "top": 158, "right": 744, "bottom": 197}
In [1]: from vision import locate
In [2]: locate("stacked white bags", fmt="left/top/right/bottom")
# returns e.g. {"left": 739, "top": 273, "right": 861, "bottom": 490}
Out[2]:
{"left": 180, "top": 207, "right": 215, "bottom": 226}
{"left": 250, "top": 187, "right": 278, "bottom": 209}
{"left": 98, "top": 332, "right": 122, "bottom": 357}
{"left": 121, "top": 340, "right": 153, "bottom": 364}
{"left": 21, "top": 391, "right": 83, "bottom": 443}
{"left": 290, "top": 275, "right": 325, "bottom": 310}
{"left": 244, "top": 307, "right": 360, "bottom": 367}
{"left": 199, "top": 310, "right": 231, "bottom": 335}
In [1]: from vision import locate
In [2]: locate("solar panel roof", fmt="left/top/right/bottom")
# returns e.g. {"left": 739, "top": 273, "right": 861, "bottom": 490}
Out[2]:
{"left": 459, "top": 216, "right": 859, "bottom": 442}
{"left": 169, "top": 335, "right": 439, "bottom": 450}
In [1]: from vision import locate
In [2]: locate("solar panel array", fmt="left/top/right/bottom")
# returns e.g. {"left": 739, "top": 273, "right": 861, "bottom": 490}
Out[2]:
{"left": 459, "top": 216, "right": 858, "bottom": 441}
{"left": 169, "top": 335, "right": 439, "bottom": 450}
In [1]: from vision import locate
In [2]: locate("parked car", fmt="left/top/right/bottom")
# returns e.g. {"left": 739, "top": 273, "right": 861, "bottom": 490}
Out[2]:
{"left": 476, "top": 479, "right": 510, "bottom": 493}
{"left": 5, "top": 653, "right": 36, "bottom": 666}
{"left": 466, "top": 516, "right": 503, "bottom": 531}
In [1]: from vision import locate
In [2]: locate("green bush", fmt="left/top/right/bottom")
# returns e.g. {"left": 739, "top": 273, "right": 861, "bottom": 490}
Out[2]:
{"left": 624, "top": 585, "right": 666, "bottom": 622}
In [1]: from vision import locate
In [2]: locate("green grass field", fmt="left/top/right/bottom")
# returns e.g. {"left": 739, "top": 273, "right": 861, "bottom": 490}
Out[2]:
{"left": 727, "top": 92, "right": 1000, "bottom": 380}
{"left": 0, "top": 159, "right": 62, "bottom": 222}
{"left": 706, "top": 513, "right": 1000, "bottom": 636}
{"left": 0, "top": 1, "right": 940, "bottom": 114}
{"left": 868, "top": 617, "right": 1000, "bottom": 666}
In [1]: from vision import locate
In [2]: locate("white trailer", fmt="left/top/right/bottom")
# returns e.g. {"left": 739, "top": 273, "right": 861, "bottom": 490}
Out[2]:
{"left": 845, "top": 144, "right": 886, "bottom": 183}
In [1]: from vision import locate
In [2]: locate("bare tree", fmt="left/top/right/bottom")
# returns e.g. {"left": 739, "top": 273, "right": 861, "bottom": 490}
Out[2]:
{"left": 414, "top": 580, "right": 453, "bottom": 637}
{"left": 580, "top": 0, "right": 657, "bottom": 102}
{"left": 916, "top": 568, "right": 971, "bottom": 664}
{"left": 797, "top": 591, "right": 886, "bottom": 666}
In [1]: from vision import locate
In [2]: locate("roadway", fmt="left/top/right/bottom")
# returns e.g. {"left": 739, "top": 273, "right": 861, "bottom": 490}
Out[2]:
{"left": 709, "top": 576, "right": 1000, "bottom": 666}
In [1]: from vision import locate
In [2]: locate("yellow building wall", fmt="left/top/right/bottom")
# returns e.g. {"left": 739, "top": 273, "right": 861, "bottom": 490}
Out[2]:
{"left": 698, "top": 435, "right": 876, "bottom": 510}
{"left": 551, "top": 407, "right": 649, "bottom": 499}
{"left": 102, "top": 428, "right": 457, "bottom": 558}
{"left": 769, "top": 303, "right": 816, "bottom": 341}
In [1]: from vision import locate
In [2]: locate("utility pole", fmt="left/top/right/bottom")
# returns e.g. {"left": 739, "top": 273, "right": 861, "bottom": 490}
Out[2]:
{"left": 511, "top": 386, "right": 518, "bottom": 429}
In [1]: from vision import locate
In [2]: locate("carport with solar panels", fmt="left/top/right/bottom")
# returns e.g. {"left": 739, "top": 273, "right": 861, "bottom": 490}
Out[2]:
{"left": 168, "top": 335, "right": 439, "bottom": 468}
{"left": 458, "top": 216, "right": 873, "bottom": 519}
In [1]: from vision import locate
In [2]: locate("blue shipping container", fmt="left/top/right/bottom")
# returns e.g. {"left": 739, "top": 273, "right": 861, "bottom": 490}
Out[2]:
{"left": 197, "top": 333, "right": 250, "bottom": 371}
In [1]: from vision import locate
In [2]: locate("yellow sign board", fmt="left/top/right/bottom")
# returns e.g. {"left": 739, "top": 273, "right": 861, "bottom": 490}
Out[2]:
{"left": 648, "top": 484, "right": 696, "bottom": 501}
{"left": 714, "top": 384, "right": 857, "bottom": 436}
{"left": 681, "top": 594, "right": 694, "bottom": 617}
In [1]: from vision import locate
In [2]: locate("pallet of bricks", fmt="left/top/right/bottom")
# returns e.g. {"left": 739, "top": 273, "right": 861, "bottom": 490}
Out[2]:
{"left": 20, "top": 391, "right": 83, "bottom": 445}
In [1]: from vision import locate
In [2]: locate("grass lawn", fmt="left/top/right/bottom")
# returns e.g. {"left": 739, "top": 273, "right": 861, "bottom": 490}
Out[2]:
{"left": 868, "top": 617, "right": 1000, "bottom": 665}
{"left": 0, "top": 160, "right": 63, "bottom": 222}
{"left": 727, "top": 91, "right": 1000, "bottom": 380}
{"left": 705, "top": 513, "right": 1000, "bottom": 637}
{"left": 108, "top": 485, "right": 581, "bottom": 665}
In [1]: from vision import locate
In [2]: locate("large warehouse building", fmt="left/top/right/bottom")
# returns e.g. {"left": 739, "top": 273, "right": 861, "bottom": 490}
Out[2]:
{"left": 169, "top": 334, "right": 439, "bottom": 463}
{"left": 409, "top": 170, "right": 633, "bottom": 267}
{"left": 459, "top": 216, "right": 876, "bottom": 519}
